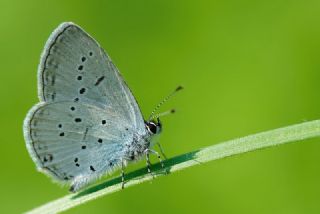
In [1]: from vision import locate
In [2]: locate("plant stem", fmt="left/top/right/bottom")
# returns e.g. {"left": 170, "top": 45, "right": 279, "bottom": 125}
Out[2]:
{"left": 26, "top": 120, "right": 320, "bottom": 214}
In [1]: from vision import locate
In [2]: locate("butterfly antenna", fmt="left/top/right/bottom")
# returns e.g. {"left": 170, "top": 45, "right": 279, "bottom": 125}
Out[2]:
{"left": 150, "top": 109, "right": 176, "bottom": 120}
{"left": 149, "top": 86, "right": 183, "bottom": 120}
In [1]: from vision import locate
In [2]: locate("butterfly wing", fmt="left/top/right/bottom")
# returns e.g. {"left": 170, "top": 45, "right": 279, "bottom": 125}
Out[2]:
{"left": 38, "top": 22, "right": 145, "bottom": 134}
{"left": 24, "top": 101, "right": 132, "bottom": 187}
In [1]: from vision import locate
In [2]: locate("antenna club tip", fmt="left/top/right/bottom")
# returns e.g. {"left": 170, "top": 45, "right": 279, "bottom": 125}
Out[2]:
{"left": 170, "top": 109, "right": 176, "bottom": 113}
{"left": 176, "top": 86, "right": 184, "bottom": 91}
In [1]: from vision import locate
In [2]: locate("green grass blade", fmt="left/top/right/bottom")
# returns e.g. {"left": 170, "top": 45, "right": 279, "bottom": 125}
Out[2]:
{"left": 26, "top": 120, "right": 320, "bottom": 214}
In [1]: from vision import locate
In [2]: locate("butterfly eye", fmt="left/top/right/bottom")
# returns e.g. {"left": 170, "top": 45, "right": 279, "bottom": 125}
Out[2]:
{"left": 147, "top": 122, "right": 157, "bottom": 134}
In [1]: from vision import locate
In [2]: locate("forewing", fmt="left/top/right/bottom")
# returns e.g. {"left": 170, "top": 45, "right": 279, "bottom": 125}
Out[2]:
{"left": 23, "top": 101, "right": 132, "bottom": 182}
{"left": 38, "top": 22, "right": 145, "bottom": 133}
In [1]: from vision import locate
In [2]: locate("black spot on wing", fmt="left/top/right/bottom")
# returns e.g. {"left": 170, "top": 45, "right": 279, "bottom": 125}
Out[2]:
{"left": 43, "top": 154, "right": 53, "bottom": 162}
{"left": 51, "top": 92, "right": 56, "bottom": 100}
{"left": 79, "top": 88, "right": 86, "bottom": 94}
{"left": 75, "top": 118, "right": 82, "bottom": 123}
{"left": 90, "top": 165, "right": 96, "bottom": 172}
{"left": 51, "top": 75, "right": 56, "bottom": 85}
{"left": 78, "top": 65, "right": 83, "bottom": 71}
{"left": 95, "top": 76, "right": 105, "bottom": 86}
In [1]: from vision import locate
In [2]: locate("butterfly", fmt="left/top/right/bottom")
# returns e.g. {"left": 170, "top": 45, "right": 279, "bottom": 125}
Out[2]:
{"left": 23, "top": 22, "right": 182, "bottom": 192}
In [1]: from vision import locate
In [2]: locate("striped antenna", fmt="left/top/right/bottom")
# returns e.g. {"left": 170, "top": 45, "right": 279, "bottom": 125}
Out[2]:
{"left": 148, "top": 86, "right": 183, "bottom": 120}
{"left": 150, "top": 109, "right": 176, "bottom": 120}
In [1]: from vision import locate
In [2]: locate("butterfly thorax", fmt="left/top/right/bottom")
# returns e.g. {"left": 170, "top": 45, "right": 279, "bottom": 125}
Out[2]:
{"left": 123, "top": 120, "right": 162, "bottom": 162}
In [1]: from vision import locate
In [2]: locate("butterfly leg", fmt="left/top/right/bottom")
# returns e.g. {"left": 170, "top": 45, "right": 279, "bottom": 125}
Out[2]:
{"left": 148, "top": 149, "right": 164, "bottom": 169}
{"left": 145, "top": 150, "right": 152, "bottom": 174}
{"left": 156, "top": 142, "right": 167, "bottom": 160}
{"left": 144, "top": 149, "right": 155, "bottom": 178}
{"left": 121, "top": 159, "right": 125, "bottom": 189}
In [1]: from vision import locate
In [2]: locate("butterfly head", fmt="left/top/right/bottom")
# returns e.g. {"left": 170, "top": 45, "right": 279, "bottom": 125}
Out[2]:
{"left": 145, "top": 118, "right": 162, "bottom": 135}
{"left": 146, "top": 86, "right": 183, "bottom": 136}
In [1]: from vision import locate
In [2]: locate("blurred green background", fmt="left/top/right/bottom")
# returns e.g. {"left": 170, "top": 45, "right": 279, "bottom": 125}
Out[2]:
{"left": 1, "top": 0, "right": 320, "bottom": 213}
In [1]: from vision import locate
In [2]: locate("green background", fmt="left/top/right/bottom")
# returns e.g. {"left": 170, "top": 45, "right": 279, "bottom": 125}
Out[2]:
{"left": 1, "top": 0, "right": 320, "bottom": 213}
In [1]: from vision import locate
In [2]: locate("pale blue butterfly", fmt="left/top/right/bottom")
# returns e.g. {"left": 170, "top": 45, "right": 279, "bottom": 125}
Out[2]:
{"left": 23, "top": 22, "right": 182, "bottom": 192}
